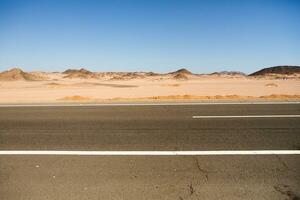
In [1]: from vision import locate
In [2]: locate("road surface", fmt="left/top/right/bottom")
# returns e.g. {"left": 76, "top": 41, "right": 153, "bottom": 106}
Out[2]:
{"left": 0, "top": 103, "right": 300, "bottom": 199}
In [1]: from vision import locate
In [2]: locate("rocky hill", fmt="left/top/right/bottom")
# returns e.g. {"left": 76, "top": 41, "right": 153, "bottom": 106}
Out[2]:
{"left": 168, "top": 68, "right": 193, "bottom": 80}
{"left": 63, "top": 68, "right": 98, "bottom": 79}
{"left": 249, "top": 66, "right": 300, "bottom": 76}
{"left": 169, "top": 68, "right": 193, "bottom": 75}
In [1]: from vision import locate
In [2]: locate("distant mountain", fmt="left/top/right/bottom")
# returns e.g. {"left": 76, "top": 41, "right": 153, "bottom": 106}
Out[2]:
{"left": 210, "top": 71, "right": 246, "bottom": 76}
{"left": 249, "top": 66, "right": 300, "bottom": 76}
{"left": 2, "top": 66, "right": 299, "bottom": 81}
{"left": 0, "top": 68, "right": 45, "bottom": 81}
{"left": 63, "top": 68, "right": 92, "bottom": 74}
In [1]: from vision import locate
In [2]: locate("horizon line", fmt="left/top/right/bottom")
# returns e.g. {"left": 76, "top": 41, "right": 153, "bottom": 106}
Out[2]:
{"left": 1, "top": 65, "right": 300, "bottom": 74}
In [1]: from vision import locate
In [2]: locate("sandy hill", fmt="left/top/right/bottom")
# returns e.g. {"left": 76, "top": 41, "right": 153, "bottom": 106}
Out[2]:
{"left": 249, "top": 66, "right": 300, "bottom": 76}
{"left": 63, "top": 68, "right": 98, "bottom": 79}
{"left": 0, "top": 68, "right": 46, "bottom": 81}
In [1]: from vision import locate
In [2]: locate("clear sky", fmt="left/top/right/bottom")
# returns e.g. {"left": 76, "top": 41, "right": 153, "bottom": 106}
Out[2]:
{"left": 0, "top": 0, "right": 299, "bottom": 73}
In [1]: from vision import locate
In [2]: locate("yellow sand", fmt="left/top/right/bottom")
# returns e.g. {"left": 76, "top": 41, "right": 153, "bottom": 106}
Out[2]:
{"left": 0, "top": 74, "right": 299, "bottom": 103}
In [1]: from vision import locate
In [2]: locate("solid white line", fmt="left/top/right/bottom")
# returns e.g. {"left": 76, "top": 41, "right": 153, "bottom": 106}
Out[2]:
{"left": 0, "top": 102, "right": 299, "bottom": 107}
{"left": 0, "top": 150, "right": 299, "bottom": 156}
{"left": 193, "top": 115, "right": 300, "bottom": 119}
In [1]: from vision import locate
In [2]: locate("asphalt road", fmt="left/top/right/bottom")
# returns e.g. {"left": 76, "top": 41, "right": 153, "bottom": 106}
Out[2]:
{"left": 0, "top": 104, "right": 300, "bottom": 199}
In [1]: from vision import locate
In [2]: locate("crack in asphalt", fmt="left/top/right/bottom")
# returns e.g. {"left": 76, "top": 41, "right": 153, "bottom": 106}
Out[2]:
{"left": 194, "top": 157, "right": 217, "bottom": 182}
{"left": 275, "top": 155, "right": 289, "bottom": 170}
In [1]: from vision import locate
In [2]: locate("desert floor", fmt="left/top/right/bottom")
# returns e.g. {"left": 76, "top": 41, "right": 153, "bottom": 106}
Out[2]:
{"left": 0, "top": 77, "right": 300, "bottom": 103}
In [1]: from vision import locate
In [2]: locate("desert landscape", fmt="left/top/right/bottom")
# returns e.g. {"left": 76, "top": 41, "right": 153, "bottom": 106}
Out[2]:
{"left": 0, "top": 66, "right": 299, "bottom": 104}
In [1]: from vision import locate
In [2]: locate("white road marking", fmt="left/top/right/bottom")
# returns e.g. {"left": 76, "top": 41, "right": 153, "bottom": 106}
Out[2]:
{"left": 0, "top": 150, "right": 299, "bottom": 156}
{"left": 0, "top": 102, "right": 299, "bottom": 107}
{"left": 193, "top": 115, "right": 300, "bottom": 119}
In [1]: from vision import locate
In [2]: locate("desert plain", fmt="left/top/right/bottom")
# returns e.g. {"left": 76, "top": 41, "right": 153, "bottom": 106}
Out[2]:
{"left": 0, "top": 66, "right": 299, "bottom": 104}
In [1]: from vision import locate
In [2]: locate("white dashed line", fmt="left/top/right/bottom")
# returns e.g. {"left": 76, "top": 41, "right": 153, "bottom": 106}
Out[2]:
{"left": 192, "top": 115, "right": 300, "bottom": 118}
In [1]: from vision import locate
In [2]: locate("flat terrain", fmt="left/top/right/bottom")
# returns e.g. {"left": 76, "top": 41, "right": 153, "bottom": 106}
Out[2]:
{"left": 0, "top": 77, "right": 299, "bottom": 103}
{"left": 0, "top": 104, "right": 300, "bottom": 199}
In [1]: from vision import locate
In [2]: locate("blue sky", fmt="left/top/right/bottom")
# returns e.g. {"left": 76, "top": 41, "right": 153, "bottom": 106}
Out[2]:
{"left": 0, "top": 0, "right": 299, "bottom": 73}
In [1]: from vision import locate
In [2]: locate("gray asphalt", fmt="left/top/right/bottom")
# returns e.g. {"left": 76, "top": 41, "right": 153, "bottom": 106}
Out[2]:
{"left": 1, "top": 104, "right": 300, "bottom": 150}
{"left": 0, "top": 104, "right": 300, "bottom": 199}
